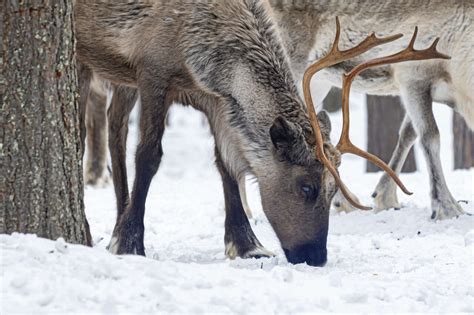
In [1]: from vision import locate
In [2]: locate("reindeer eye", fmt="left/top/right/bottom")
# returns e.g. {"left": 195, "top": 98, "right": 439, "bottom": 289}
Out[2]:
{"left": 300, "top": 184, "right": 317, "bottom": 202}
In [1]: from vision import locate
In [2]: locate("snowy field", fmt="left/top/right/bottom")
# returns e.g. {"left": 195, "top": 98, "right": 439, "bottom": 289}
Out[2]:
{"left": 2, "top": 96, "right": 473, "bottom": 314}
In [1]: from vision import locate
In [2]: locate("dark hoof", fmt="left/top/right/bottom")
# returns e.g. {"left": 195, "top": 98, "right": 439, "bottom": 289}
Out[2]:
{"left": 108, "top": 218, "right": 145, "bottom": 255}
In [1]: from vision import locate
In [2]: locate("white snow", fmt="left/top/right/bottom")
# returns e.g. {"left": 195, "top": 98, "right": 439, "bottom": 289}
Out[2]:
{"left": 1, "top": 96, "right": 473, "bottom": 314}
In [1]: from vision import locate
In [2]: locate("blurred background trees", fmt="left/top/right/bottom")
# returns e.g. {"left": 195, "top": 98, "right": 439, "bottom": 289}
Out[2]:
{"left": 365, "top": 95, "right": 416, "bottom": 173}
{"left": 453, "top": 112, "right": 474, "bottom": 170}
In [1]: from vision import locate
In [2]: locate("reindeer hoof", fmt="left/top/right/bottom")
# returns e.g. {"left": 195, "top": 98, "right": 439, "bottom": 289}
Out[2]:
{"left": 85, "top": 169, "right": 111, "bottom": 187}
{"left": 243, "top": 245, "right": 275, "bottom": 259}
{"left": 431, "top": 199, "right": 466, "bottom": 220}
{"left": 225, "top": 241, "right": 273, "bottom": 260}
{"left": 372, "top": 182, "right": 400, "bottom": 212}
{"left": 108, "top": 217, "right": 145, "bottom": 255}
{"left": 107, "top": 234, "right": 145, "bottom": 255}
{"left": 107, "top": 236, "right": 120, "bottom": 254}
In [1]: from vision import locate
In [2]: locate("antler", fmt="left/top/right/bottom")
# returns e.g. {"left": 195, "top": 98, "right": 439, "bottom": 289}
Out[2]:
{"left": 303, "top": 18, "right": 450, "bottom": 210}
{"left": 337, "top": 27, "right": 451, "bottom": 194}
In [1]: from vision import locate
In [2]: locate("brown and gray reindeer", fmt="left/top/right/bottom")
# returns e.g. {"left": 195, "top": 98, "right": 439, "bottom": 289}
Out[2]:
{"left": 270, "top": 0, "right": 473, "bottom": 219}
{"left": 76, "top": 0, "right": 345, "bottom": 266}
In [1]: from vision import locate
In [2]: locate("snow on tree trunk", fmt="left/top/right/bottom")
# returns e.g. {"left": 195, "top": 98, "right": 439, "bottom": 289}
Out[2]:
{"left": 1, "top": 1, "right": 91, "bottom": 245}
{"left": 453, "top": 111, "right": 474, "bottom": 170}
{"left": 366, "top": 95, "right": 417, "bottom": 173}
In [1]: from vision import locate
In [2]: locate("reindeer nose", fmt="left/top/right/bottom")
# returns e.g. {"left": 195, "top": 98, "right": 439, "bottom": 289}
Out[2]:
{"left": 284, "top": 243, "right": 327, "bottom": 267}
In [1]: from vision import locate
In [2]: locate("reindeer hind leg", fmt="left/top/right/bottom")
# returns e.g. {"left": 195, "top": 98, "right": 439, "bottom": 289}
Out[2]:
{"left": 85, "top": 78, "right": 110, "bottom": 187}
{"left": 108, "top": 86, "right": 138, "bottom": 222}
{"left": 400, "top": 81, "right": 465, "bottom": 220}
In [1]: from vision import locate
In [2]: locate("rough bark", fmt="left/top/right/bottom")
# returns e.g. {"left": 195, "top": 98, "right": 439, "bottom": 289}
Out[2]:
{"left": 1, "top": 0, "right": 91, "bottom": 245}
{"left": 366, "top": 95, "right": 417, "bottom": 173}
{"left": 453, "top": 111, "right": 474, "bottom": 170}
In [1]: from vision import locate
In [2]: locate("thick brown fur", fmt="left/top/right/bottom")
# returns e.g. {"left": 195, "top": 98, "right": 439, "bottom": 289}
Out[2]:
{"left": 76, "top": 0, "right": 338, "bottom": 266}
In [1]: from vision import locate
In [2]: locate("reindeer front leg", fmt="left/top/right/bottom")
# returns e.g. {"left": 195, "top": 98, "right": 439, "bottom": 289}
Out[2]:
{"left": 214, "top": 147, "right": 273, "bottom": 260}
{"left": 108, "top": 80, "right": 170, "bottom": 255}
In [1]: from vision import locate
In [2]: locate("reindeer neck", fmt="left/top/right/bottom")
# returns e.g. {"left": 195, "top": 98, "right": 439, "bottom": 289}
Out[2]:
{"left": 182, "top": 0, "right": 310, "bottom": 152}
{"left": 229, "top": 61, "right": 309, "bottom": 146}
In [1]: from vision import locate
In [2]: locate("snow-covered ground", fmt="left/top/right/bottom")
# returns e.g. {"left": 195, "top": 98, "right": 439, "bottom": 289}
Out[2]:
{"left": 2, "top": 96, "right": 473, "bottom": 314}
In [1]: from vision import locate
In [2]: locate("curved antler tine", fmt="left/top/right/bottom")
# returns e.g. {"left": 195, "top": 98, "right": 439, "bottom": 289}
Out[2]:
{"left": 430, "top": 37, "right": 440, "bottom": 50}
{"left": 305, "top": 100, "right": 372, "bottom": 210}
{"left": 429, "top": 38, "right": 451, "bottom": 59}
{"left": 337, "top": 73, "right": 413, "bottom": 196}
{"left": 331, "top": 16, "right": 341, "bottom": 53}
{"left": 408, "top": 26, "right": 418, "bottom": 50}
{"left": 337, "top": 142, "right": 413, "bottom": 195}
{"left": 302, "top": 16, "right": 406, "bottom": 210}
{"left": 322, "top": 153, "right": 372, "bottom": 210}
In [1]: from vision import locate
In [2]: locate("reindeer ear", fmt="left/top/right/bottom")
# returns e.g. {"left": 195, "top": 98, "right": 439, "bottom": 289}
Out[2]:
{"left": 317, "top": 110, "right": 332, "bottom": 141}
{"left": 270, "top": 116, "right": 299, "bottom": 150}
{"left": 270, "top": 116, "right": 308, "bottom": 163}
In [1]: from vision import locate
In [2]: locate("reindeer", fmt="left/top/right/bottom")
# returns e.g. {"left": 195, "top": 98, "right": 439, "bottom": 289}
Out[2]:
{"left": 76, "top": 0, "right": 448, "bottom": 266}
{"left": 76, "top": 0, "right": 342, "bottom": 266}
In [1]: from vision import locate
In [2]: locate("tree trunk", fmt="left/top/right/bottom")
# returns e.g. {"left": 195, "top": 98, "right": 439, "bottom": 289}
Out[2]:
{"left": 1, "top": 1, "right": 91, "bottom": 245}
{"left": 366, "top": 95, "right": 417, "bottom": 173}
{"left": 453, "top": 111, "right": 474, "bottom": 169}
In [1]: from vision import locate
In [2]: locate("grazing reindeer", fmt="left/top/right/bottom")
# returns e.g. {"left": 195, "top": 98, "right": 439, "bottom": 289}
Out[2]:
{"left": 269, "top": 0, "right": 473, "bottom": 219}
{"left": 76, "top": 0, "right": 344, "bottom": 266}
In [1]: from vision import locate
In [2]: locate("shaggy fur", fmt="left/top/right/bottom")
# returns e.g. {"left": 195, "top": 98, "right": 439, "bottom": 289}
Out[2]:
{"left": 76, "top": 0, "right": 338, "bottom": 266}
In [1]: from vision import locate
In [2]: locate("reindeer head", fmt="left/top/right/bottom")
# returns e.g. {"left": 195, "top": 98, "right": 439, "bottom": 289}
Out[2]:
{"left": 256, "top": 110, "right": 338, "bottom": 266}
{"left": 256, "top": 18, "right": 449, "bottom": 266}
